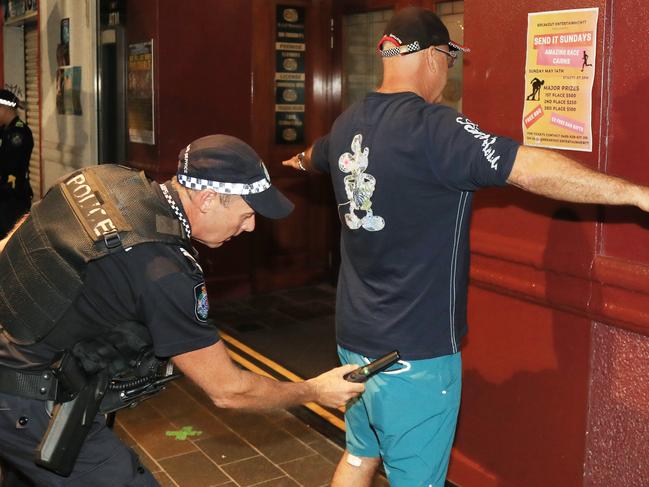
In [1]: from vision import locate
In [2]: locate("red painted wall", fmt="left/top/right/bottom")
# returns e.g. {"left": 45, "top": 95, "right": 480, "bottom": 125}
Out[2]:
{"left": 448, "top": 0, "right": 649, "bottom": 486}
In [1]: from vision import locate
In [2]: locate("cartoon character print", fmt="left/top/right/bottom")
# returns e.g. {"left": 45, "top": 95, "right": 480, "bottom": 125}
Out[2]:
{"left": 338, "top": 134, "right": 385, "bottom": 231}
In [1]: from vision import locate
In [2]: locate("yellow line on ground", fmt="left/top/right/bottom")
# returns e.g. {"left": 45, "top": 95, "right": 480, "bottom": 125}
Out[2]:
{"left": 221, "top": 332, "right": 346, "bottom": 415}
{"left": 226, "top": 348, "right": 346, "bottom": 431}
{"left": 221, "top": 332, "right": 305, "bottom": 382}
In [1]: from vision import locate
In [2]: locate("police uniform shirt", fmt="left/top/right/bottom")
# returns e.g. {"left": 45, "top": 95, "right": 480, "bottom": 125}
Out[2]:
{"left": 0, "top": 188, "right": 219, "bottom": 369}
{"left": 0, "top": 116, "right": 34, "bottom": 199}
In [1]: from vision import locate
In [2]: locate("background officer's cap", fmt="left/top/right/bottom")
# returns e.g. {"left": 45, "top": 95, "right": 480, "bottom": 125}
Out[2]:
{"left": 0, "top": 89, "right": 21, "bottom": 109}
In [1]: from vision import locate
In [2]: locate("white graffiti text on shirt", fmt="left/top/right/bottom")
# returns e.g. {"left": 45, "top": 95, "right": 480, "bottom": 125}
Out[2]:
{"left": 455, "top": 117, "right": 501, "bottom": 169}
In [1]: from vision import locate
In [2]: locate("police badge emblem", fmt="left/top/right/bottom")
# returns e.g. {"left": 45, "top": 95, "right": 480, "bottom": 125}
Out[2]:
{"left": 194, "top": 282, "right": 209, "bottom": 322}
{"left": 10, "top": 132, "right": 23, "bottom": 147}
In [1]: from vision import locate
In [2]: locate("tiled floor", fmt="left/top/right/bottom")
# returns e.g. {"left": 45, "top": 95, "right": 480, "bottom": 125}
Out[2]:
{"left": 114, "top": 284, "right": 460, "bottom": 486}
{"left": 115, "top": 376, "right": 389, "bottom": 487}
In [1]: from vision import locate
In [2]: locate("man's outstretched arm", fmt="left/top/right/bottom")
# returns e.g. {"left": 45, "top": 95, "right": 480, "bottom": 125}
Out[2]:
{"left": 283, "top": 146, "right": 318, "bottom": 172}
{"left": 507, "top": 146, "right": 649, "bottom": 212}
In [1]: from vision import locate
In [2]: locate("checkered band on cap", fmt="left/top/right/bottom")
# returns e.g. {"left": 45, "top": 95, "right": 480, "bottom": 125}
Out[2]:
{"left": 177, "top": 174, "right": 271, "bottom": 195}
{"left": 380, "top": 41, "right": 421, "bottom": 57}
{"left": 0, "top": 98, "right": 17, "bottom": 108}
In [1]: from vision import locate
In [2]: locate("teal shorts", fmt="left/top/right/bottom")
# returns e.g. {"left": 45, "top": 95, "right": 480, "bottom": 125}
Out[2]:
{"left": 338, "top": 346, "right": 462, "bottom": 487}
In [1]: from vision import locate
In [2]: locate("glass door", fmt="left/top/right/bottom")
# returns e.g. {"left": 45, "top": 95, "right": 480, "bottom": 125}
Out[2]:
{"left": 337, "top": 2, "right": 465, "bottom": 111}
{"left": 341, "top": 9, "right": 393, "bottom": 109}
{"left": 437, "top": 1, "right": 465, "bottom": 111}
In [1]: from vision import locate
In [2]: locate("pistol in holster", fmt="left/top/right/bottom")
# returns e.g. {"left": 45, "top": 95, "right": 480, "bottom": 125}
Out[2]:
{"left": 35, "top": 348, "right": 179, "bottom": 476}
{"left": 34, "top": 353, "right": 109, "bottom": 476}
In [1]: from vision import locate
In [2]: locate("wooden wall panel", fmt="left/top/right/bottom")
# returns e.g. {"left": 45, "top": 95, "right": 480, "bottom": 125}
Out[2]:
{"left": 125, "top": 0, "right": 160, "bottom": 175}
{"left": 125, "top": 0, "right": 337, "bottom": 297}
{"left": 250, "top": 0, "right": 338, "bottom": 291}
{"left": 125, "top": 0, "right": 255, "bottom": 297}
{"left": 126, "top": 0, "right": 253, "bottom": 180}
{"left": 156, "top": 0, "right": 253, "bottom": 179}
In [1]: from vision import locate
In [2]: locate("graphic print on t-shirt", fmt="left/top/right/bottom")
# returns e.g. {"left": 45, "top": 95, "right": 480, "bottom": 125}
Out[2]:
{"left": 338, "top": 134, "right": 385, "bottom": 232}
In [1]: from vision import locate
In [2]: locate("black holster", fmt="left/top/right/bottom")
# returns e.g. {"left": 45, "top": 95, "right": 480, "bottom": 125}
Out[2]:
{"left": 33, "top": 326, "right": 180, "bottom": 476}
{"left": 35, "top": 372, "right": 109, "bottom": 477}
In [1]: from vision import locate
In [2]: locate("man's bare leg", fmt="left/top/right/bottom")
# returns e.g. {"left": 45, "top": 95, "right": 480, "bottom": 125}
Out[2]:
{"left": 331, "top": 450, "right": 381, "bottom": 487}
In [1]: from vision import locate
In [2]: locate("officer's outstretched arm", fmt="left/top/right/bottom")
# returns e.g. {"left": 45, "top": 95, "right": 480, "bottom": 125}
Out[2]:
{"left": 172, "top": 340, "right": 363, "bottom": 410}
{"left": 507, "top": 146, "right": 649, "bottom": 212}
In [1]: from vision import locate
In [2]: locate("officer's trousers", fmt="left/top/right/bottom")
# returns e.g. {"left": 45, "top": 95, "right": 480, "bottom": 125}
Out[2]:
{"left": 0, "top": 393, "right": 159, "bottom": 487}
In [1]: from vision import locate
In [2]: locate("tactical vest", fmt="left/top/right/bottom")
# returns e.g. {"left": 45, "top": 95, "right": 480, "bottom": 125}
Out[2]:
{"left": 0, "top": 165, "right": 188, "bottom": 345}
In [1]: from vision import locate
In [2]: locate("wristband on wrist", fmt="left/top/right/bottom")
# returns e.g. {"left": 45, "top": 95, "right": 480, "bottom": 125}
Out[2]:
{"left": 297, "top": 151, "right": 307, "bottom": 171}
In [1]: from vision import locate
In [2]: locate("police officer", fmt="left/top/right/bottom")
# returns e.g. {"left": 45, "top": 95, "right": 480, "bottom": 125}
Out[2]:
{"left": 0, "top": 89, "right": 33, "bottom": 239}
{"left": 0, "top": 134, "right": 364, "bottom": 486}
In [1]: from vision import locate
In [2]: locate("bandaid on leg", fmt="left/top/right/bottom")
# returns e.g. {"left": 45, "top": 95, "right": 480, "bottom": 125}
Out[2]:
{"left": 346, "top": 453, "right": 363, "bottom": 467}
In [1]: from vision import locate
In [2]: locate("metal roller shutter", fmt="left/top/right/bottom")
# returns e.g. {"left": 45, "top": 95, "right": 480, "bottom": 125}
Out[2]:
{"left": 24, "top": 24, "right": 40, "bottom": 200}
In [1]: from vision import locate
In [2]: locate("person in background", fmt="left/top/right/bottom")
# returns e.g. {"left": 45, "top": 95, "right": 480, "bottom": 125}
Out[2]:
{"left": 0, "top": 89, "right": 33, "bottom": 239}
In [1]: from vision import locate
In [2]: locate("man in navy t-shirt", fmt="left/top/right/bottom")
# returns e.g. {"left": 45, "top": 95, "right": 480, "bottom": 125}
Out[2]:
{"left": 284, "top": 7, "right": 649, "bottom": 487}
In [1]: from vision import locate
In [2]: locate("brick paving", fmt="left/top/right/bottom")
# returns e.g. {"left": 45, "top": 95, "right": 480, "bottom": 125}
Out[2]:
{"left": 115, "top": 377, "right": 389, "bottom": 487}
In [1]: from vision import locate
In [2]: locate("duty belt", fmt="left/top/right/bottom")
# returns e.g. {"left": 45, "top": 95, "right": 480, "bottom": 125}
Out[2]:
{"left": 0, "top": 366, "right": 58, "bottom": 400}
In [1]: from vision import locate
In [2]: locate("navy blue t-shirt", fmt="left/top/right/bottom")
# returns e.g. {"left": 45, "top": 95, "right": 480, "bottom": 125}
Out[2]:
{"left": 311, "top": 92, "right": 519, "bottom": 360}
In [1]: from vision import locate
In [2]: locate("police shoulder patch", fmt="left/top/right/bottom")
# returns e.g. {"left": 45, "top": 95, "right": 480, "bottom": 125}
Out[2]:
{"left": 194, "top": 282, "right": 209, "bottom": 322}
{"left": 10, "top": 132, "right": 23, "bottom": 147}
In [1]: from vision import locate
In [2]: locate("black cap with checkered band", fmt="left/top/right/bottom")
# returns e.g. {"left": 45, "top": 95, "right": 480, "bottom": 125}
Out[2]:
{"left": 176, "top": 134, "right": 294, "bottom": 219}
{"left": 377, "top": 7, "right": 470, "bottom": 58}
